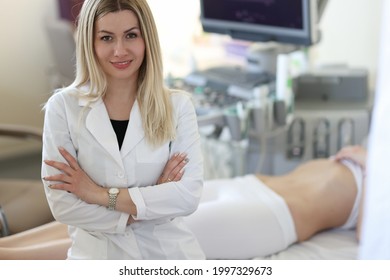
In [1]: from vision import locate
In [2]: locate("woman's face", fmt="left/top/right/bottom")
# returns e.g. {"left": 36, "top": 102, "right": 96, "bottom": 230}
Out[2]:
{"left": 94, "top": 10, "right": 145, "bottom": 83}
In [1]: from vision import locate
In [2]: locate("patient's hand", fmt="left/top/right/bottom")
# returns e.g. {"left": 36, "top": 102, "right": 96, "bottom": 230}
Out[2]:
{"left": 334, "top": 145, "right": 367, "bottom": 169}
{"left": 335, "top": 145, "right": 367, "bottom": 243}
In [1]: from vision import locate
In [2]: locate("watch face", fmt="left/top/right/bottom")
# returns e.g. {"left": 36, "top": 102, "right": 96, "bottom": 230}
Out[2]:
{"left": 109, "top": 188, "right": 119, "bottom": 195}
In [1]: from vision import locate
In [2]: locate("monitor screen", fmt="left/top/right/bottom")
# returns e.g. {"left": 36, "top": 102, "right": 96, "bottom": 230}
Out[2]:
{"left": 200, "top": 0, "right": 321, "bottom": 46}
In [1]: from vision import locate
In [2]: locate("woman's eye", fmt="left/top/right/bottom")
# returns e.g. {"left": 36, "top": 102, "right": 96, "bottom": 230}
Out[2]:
{"left": 126, "top": 33, "right": 137, "bottom": 39}
{"left": 101, "top": 36, "right": 112, "bottom": 41}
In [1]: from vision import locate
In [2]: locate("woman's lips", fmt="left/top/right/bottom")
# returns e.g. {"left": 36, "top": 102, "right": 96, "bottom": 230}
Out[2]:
{"left": 111, "top": 60, "right": 131, "bottom": 70}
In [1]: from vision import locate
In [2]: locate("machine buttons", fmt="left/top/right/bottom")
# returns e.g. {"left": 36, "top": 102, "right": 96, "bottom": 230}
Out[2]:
{"left": 313, "top": 118, "right": 330, "bottom": 158}
{"left": 287, "top": 118, "right": 305, "bottom": 159}
{"left": 338, "top": 118, "right": 354, "bottom": 149}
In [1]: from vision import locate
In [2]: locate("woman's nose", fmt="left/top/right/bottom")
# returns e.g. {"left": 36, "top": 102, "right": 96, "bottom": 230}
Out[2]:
{"left": 114, "top": 40, "right": 127, "bottom": 57}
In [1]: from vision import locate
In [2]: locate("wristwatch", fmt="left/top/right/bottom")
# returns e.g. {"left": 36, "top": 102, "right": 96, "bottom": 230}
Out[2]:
{"left": 107, "top": 188, "right": 120, "bottom": 210}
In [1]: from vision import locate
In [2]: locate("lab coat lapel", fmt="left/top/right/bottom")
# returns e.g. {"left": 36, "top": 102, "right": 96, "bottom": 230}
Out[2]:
{"left": 120, "top": 100, "right": 145, "bottom": 157}
{"left": 83, "top": 98, "right": 123, "bottom": 167}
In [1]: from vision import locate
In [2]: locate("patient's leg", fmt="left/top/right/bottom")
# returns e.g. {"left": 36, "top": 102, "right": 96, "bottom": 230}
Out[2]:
{"left": 0, "top": 221, "right": 68, "bottom": 248}
{"left": 0, "top": 238, "right": 70, "bottom": 260}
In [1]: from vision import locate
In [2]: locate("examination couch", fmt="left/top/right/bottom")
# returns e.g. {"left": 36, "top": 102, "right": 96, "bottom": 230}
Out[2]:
{"left": 0, "top": 124, "right": 53, "bottom": 237}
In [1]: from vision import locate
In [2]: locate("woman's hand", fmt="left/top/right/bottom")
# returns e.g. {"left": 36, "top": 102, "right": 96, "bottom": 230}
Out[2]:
{"left": 43, "top": 147, "right": 104, "bottom": 204}
{"left": 157, "top": 153, "right": 189, "bottom": 184}
{"left": 334, "top": 145, "right": 367, "bottom": 169}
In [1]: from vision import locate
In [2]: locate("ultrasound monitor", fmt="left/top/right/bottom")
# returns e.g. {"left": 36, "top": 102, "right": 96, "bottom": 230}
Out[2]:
{"left": 200, "top": 0, "right": 326, "bottom": 46}
{"left": 186, "top": 0, "right": 329, "bottom": 105}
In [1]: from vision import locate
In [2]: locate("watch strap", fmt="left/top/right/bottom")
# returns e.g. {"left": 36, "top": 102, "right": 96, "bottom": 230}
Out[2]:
{"left": 108, "top": 189, "right": 119, "bottom": 211}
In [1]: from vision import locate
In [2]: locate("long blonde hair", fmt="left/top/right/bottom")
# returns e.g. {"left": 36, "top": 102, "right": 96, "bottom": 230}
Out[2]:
{"left": 70, "top": 0, "right": 175, "bottom": 146}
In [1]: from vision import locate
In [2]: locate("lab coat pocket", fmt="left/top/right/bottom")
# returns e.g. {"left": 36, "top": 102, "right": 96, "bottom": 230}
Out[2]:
{"left": 68, "top": 229, "right": 108, "bottom": 260}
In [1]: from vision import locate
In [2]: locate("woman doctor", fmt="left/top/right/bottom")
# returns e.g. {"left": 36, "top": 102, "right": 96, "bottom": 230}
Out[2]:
{"left": 41, "top": 0, "right": 204, "bottom": 260}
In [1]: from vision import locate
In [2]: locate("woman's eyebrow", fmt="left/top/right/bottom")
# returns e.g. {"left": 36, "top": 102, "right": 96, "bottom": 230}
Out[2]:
{"left": 97, "top": 27, "right": 140, "bottom": 34}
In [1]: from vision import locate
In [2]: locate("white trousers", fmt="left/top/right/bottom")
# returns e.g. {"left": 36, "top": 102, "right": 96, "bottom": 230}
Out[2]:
{"left": 183, "top": 175, "right": 297, "bottom": 259}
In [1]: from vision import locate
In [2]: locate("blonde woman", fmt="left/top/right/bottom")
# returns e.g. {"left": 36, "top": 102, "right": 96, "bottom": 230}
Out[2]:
{"left": 41, "top": 0, "right": 204, "bottom": 260}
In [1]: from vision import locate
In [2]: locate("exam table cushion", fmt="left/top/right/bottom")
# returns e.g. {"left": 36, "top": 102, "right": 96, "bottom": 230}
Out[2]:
{"left": 258, "top": 229, "right": 358, "bottom": 260}
{"left": 0, "top": 179, "right": 54, "bottom": 235}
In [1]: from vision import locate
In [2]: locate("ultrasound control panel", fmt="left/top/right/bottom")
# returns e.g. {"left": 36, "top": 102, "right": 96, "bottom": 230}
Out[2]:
{"left": 166, "top": 78, "right": 247, "bottom": 127}
{"left": 167, "top": 67, "right": 275, "bottom": 124}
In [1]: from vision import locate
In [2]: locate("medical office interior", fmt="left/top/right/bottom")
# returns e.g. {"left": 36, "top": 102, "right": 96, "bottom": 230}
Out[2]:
{"left": 0, "top": 0, "right": 386, "bottom": 259}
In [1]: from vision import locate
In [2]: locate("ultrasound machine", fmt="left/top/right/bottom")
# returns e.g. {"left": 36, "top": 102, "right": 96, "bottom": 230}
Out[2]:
{"left": 178, "top": 0, "right": 372, "bottom": 177}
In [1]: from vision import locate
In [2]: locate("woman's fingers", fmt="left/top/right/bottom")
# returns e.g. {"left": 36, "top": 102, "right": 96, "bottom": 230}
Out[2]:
{"left": 43, "top": 147, "right": 80, "bottom": 185}
{"left": 43, "top": 147, "right": 102, "bottom": 201}
{"left": 58, "top": 147, "right": 80, "bottom": 170}
{"left": 47, "top": 182, "right": 73, "bottom": 193}
{"left": 171, "top": 167, "right": 185, "bottom": 182}
{"left": 43, "top": 173, "right": 72, "bottom": 184}
{"left": 44, "top": 159, "right": 74, "bottom": 176}
{"left": 44, "top": 147, "right": 80, "bottom": 175}
{"left": 157, "top": 153, "right": 188, "bottom": 184}
{"left": 168, "top": 158, "right": 188, "bottom": 181}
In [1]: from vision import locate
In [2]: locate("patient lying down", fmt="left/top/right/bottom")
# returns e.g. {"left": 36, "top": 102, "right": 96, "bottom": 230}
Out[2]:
{"left": 0, "top": 145, "right": 366, "bottom": 260}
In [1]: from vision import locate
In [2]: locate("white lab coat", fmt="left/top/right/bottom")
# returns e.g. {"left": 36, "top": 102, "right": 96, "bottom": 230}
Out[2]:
{"left": 359, "top": 0, "right": 390, "bottom": 260}
{"left": 41, "top": 87, "right": 205, "bottom": 259}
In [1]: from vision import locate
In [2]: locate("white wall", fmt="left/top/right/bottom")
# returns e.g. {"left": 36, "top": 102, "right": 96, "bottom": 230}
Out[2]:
{"left": 148, "top": 0, "right": 203, "bottom": 77}
{"left": 0, "top": 0, "right": 383, "bottom": 156}
{"left": 310, "top": 0, "right": 383, "bottom": 90}
{"left": 0, "top": 0, "right": 56, "bottom": 157}
{"left": 0, "top": 0, "right": 56, "bottom": 126}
